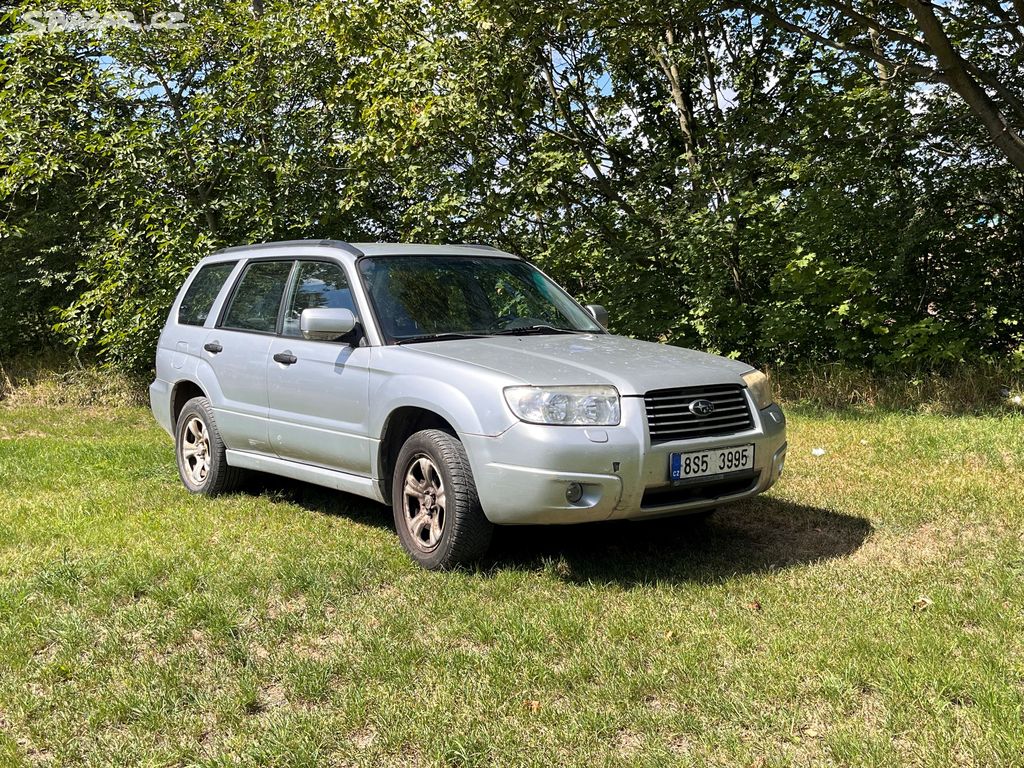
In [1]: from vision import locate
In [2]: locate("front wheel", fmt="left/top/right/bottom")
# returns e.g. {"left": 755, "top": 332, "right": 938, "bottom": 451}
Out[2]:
{"left": 391, "top": 429, "right": 493, "bottom": 570}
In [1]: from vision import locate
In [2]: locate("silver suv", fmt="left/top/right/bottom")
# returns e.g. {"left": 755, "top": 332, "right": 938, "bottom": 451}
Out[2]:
{"left": 150, "top": 240, "right": 787, "bottom": 569}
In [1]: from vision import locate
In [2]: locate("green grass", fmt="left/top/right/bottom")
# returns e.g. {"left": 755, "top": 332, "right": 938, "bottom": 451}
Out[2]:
{"left": 1, "top": 403, "right": 1022, "bottom": 767}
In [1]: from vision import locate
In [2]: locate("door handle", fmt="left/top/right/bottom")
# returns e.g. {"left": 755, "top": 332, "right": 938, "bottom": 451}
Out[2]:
{"left": 204, "top": 341, "right": 223, "bottom": 354}
{"left": 273, "top": 351, "right": 298, "bottom": 366}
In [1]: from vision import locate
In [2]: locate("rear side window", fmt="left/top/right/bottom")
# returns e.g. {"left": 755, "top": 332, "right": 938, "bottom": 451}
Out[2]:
{"left": 177, "top": 262, "right": 237, "bottom": 326}
{"left": 221, "top": 260, "right": 294, "bottom": 333}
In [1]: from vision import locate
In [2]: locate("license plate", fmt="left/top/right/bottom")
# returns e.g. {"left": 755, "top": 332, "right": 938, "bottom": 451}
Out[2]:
{"left": 670, "top": 444, "right": 754, "bottom": 481}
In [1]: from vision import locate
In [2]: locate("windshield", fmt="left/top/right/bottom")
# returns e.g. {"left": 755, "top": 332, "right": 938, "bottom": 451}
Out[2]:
{"left": 358, "top": 255, "right": 604, "bottom": 343}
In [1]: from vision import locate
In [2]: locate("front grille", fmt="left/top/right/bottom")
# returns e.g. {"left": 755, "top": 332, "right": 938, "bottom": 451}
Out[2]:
{"left": 644, "top": 384, "right": 754, "bottom": 443}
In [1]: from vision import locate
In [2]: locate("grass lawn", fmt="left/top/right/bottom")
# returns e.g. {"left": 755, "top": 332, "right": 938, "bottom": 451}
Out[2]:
{"left": 0, "top": 403, "right": 1022, "bottom": 767}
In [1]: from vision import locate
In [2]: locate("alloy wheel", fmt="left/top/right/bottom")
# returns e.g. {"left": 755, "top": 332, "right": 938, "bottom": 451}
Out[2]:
{"left": 402, "top": 454, "right": 446, "bottom": 551}
{"left": 180, "top": 416, "right": 211, "bottom": 486}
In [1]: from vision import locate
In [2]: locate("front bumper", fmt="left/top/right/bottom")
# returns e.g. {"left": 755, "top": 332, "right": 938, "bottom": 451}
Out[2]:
{"left": 462, "top": 395, "right": 787, "bottom": 525}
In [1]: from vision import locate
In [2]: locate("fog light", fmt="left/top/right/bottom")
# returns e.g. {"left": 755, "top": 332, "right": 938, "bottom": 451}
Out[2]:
{"left": 565, "top": 482, "right": 584, "bottom": 503}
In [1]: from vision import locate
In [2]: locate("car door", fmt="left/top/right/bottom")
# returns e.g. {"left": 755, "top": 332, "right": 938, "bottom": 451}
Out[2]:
{"left": 266, "top": 259, "right": 372, "bottom": 475}
{"left": 205, "top": 258, "right": 294, "bottom": 454}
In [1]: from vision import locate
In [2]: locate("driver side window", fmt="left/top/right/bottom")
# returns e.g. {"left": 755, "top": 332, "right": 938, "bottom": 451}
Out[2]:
{"left": 282, "top": 261, "right": 357, "bottom": 338}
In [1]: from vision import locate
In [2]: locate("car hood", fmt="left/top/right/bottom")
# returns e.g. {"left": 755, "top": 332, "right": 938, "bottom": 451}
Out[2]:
{"left": 404, "top": 333, "right": 753, "bottom": 396}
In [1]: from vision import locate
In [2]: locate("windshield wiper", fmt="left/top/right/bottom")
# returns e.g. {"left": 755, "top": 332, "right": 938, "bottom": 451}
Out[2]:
{"left": 490, "top": 324, "right": 579, "bottom": 336}
{"left": 395, "top": 332, "right": 490, "bottom": 345}
{"left": 396, "top": 326, "right": 579, "bottom": 344}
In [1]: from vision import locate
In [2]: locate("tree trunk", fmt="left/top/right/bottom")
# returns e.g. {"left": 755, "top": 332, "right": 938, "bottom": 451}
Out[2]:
{"left": 865, "top": 0, "right": 890, "bottom": 86}
{"left": 652, "top": 24, "right": 702, "bottom": 183}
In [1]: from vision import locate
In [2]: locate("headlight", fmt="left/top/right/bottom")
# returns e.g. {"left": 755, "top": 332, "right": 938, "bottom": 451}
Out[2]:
{"left": 503, "top": 385, "right": 620, "bottom": 426}
{"left": 742, "top": 369, "right": 774, "bottom": 410}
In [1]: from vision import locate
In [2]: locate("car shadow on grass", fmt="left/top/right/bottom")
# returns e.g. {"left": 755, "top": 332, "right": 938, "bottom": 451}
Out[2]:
{"left": 483, "top": 496, "right": 873, "bottom": 585}
{"left": 243, "top": 477, "right": 871, "bottom": 585}
{"left": 243, "top": 475, "right": 394, "bottom": 530}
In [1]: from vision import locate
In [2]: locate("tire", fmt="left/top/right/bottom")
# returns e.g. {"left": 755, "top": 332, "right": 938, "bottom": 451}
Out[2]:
{"left": 391, "top": 429, "right": 493, "bottom": 570}
{"left": 175, "top": 396, "right": 245, "bottom": 496}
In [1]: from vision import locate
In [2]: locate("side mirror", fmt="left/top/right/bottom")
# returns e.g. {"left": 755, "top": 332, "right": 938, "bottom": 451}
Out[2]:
{"left": 585, "top": 304, "right": 609, "bottom": 328}
{"left": 301, "top": 308, "right": 357, "bottom": 342}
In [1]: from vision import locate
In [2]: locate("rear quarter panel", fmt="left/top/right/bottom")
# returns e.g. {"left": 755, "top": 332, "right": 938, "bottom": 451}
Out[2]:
{"left": 151, "top": 258, "right": 246, "bottom": 433}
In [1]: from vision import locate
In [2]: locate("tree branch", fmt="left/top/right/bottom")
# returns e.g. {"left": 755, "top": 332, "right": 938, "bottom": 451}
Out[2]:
{"left": 738, "top": 1, "right": 949, "bottom": 85}
{"left": 650, "top": 22, "right": 702, "bottom": 182}
{"left": 539, "top": 51, "right": 639, "bottom": 218}
{"left": 1014, "top": 0, "right": 1024, "bottom": 28}
{"left": 970, "top": 0, "right": 1024, "bottom": 44}
{"left": 819, "top": 0, "right": 927, "bottom": 54}
{"left": 895, "top": 0, "right": 1024, "bottom": 171}
{"left": 799, "top": 0, "right": 1024, "bottom": 123}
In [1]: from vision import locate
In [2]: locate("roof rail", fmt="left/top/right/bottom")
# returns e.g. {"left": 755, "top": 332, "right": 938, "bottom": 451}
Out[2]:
{"left": 452, "top": 243, "right": 500, "bottom": 252}
{"left": 213, "top": 239, "right": 364, "bottom": 257}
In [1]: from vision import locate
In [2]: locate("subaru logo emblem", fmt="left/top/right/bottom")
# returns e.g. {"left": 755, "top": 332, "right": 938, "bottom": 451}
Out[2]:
{"left": 689, "top": 399, "right": 715, "bottom": 416}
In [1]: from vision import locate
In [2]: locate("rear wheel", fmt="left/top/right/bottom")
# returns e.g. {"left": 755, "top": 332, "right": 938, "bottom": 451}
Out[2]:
{"left": 175, "top": 397, "right": 245, "bottom": 495}
{"left": 391, "top": 429, "right": 493, "bottom": 570}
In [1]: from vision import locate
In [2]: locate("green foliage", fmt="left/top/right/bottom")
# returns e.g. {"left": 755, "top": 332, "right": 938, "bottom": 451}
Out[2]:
{"left": 1, "top": 0, "right": 1022, "bottom": 370}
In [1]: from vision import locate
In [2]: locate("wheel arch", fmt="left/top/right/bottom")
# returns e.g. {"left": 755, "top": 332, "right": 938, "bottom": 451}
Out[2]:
{"left": 369, "top": 372, "right": 516, "bottom": 500}
{"left": 170, "top": 379, "right": 208, "bottom": 429}
{"left": 377, "top": 406, "right": 457, "bottom": 500}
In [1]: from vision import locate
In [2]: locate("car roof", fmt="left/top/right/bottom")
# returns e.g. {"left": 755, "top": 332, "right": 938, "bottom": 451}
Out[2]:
{"left": 206, "top": 240, "right": 518, "bottom": 263}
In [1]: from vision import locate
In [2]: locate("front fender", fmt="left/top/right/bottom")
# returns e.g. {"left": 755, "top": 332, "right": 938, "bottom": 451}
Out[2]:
{"left": 368, "top": 372, "right": 516, "bottom": 438}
